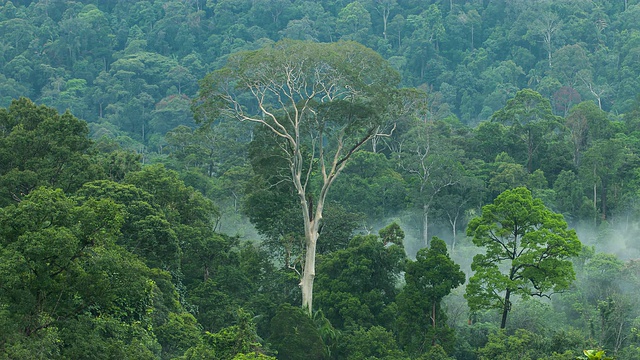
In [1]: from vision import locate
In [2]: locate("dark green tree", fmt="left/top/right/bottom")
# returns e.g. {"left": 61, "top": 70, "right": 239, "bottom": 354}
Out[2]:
{"left": 476, "top": 329, "right": 547, "bottom": 360}
{"left": 268, "top": 304, "right": 328, "bottom": 360}
{"left": 76, "top": 180, "right": 181, "bottom": 271}
{"left": 336, "top": 325, "right": 408, "bottom": 360}
{"left": 396, "top": 118, "right": 464, "bottom": 247}
{"left": 397, "top": 237, "right": 464, "bottom": 356}
{"left": 314, "top": 225, "right": 406, "bottom": 330}
{"left": 0, "top": 187, "right": 163, "bottom": 358}
{"left": 565, "top": 101, "right": 615, "bottom": 167}
{"left": 0, "top": 98, "right": 100, "bottom": 206}
{"left": 579, "top": 137, "right": 634, "bottom": 222}
{"left": 491, "top": 89, "right": 564, "bottom": 173}
{"left": 328, "top": 151, "right": 408, "bottom": 224}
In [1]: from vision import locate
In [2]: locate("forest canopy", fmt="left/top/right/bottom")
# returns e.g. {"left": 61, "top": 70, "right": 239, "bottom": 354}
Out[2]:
{"left": 3, "top": 0, "right": 640, "bottom": 359}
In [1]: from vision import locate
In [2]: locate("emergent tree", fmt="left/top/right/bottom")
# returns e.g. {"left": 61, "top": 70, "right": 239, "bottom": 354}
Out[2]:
{"left": 465, "top": 187, "right": 582, "bottom": 329}
{"left": 194, "top": 39, "right": 401, "bottom": 314}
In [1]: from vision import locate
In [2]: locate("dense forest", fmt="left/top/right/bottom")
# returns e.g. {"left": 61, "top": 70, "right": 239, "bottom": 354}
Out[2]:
{"left": 2, "top": 0, "right": 640, "bottom": 359}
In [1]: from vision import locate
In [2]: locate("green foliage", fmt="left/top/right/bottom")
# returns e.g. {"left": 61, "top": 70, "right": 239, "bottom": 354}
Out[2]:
{"left": 553, "top": 170, "right": 585, "bottom": 218}
{"left": 232, "top": 353, "right": 277, "bottom": 360}
{"left": 491, "top": 89, "right": 564, "bottom": 173}
{"left": 418, "top": 344, "right": 454, "bottom": 360}
{"left": 154, "top": 312, "right": 202, "bottom": 359}
{"left": 268, "top": 304, "right": 328, "bottom": 360}
{"left": 337, "top": 1, "right": 372, "bottom": 43}
{"left": 124, "top": 163, "right": 219, "bottom": 226}
{"left": 5, "top": 0, "right": 640, "bottom": 357}
{"left": 77, "top": 180, "right": 181, "bottom": 270}
{"left": 0, "top": 98, "right": 100, "bottom": 206}
{"left": 56, "top": 315, "right": 161, "bottom": 360}
{"left": 555, "top": 250, "right": 640, "bottom": 355}
{"left": 336, "top": 326, "right": 408, "bottom": 360}
{"left": 315, "top": 230, "right": 406, "bottom": 330}
{"left": 329, "top": 151, "right": 408, "bottom": 223}
{"left": 487, "top": 152, "right": 528, "bottom": 198}
{"left": 0, "top": 187, "right": 165, "bottom": 358}
{"left": 477, "top": 329, "right": 545, "bottom": 360}
{"left": 379, "top": 222, "right": 405, "bottom": 247}
{"left": 182, "top": 308, "right": 272, "bottom": 360}
{"left": 397, "top": 237, "right": 464, "bottom": 356}
{"left": 580, "top": 349, "right": 614, "bottom": 360}
{"left": 465, "top": 187, "right": 582, "bottom": 329}
{"left": 0, "top": 0, "right": 637, "bottom": 138}
{"left": 579, "top": 136, "right": 635, "bottom": 221}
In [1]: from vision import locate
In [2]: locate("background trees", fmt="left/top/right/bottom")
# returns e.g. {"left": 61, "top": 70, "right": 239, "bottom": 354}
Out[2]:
{"left": 1, "top": 0, "right": 639, "bottom": 144}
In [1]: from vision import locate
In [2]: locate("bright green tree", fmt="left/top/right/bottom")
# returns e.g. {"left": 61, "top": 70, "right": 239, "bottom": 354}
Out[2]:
{"left": 580, "top": 349, "right": 614, "bottom": 360}
{"left": 465, "top": 187, "right": 582, "bottom": 329}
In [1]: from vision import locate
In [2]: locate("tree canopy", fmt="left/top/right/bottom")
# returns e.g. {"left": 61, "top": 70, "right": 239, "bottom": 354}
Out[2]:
{"left": 465, "top": 187, "right": 582, "bottom": 329}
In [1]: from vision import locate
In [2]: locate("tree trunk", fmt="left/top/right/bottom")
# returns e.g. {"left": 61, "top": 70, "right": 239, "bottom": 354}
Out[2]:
{"left": 431, "top": 301, "right": 437, "bottom": 346}
{"left": 297, "top": 166, "right": 332, "bottom": 315}
{"left": 601, "top": 178, "right": 607, "bottom": 220}
{"left": 527, "top": 129, "right": 533, "bottom": 173}
{"left": 451, "top": 219, "right": 457, "bottom": 252}
{"left": 301, "top": 228, "right": 318, "bottom": 314}
{"left": 471, "top": 24, "right": 474, "bottom": 50}
{"left": 500, "top": 288, "right": 511, "bottom": 329}
{"left": 382, "top": 11, "right": 389, "bottom": 40}
{"left": 423, "top": 204, "right": 429, "bottom": 247}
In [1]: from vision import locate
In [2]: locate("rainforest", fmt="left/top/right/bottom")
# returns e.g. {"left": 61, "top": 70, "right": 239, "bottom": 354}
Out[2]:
{"left": 1, "top": 0, "right": 640, "bottom": 359}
